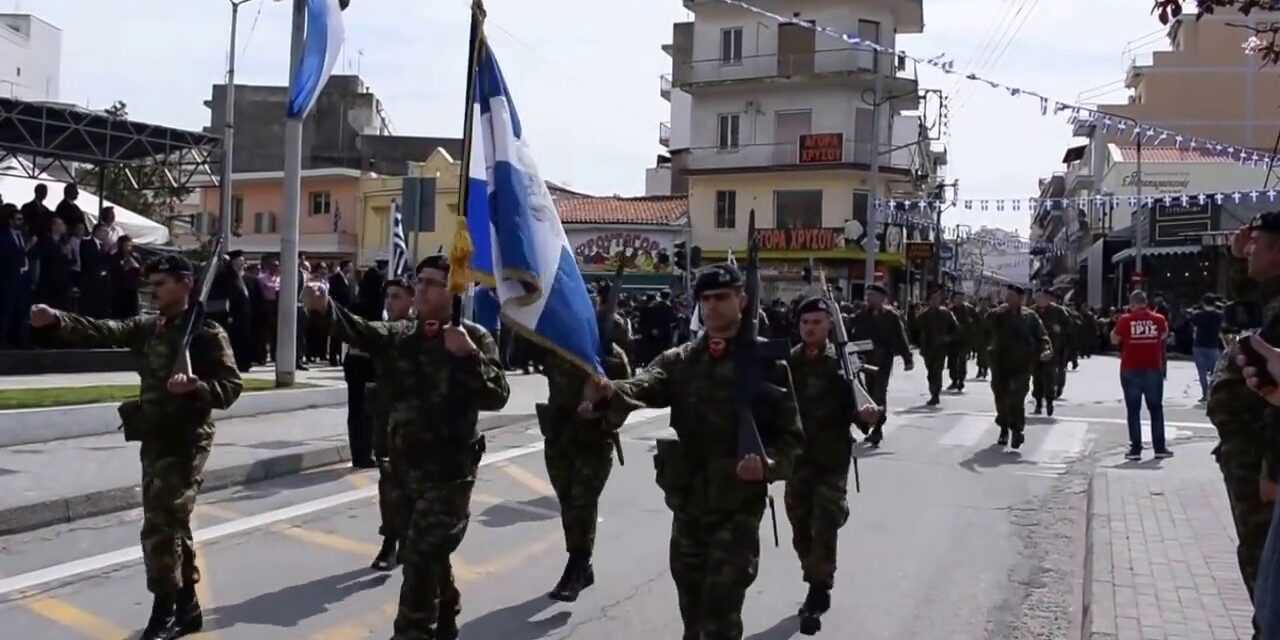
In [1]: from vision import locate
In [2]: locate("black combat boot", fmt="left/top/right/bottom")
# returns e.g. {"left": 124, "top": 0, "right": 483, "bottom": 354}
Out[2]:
{"left": 1046, "top": 400, "right": 1055, "bottom": 417}
{"left": 1033, "top": 398, "right": 1043, "bottom": 415}
{"left": 548, "top": 552, "right": 595, "bottom": 602}
{"left": 866, "top": 426, "right": 883, "bottom": 449}
{"left": 140, "top": 594, "right": 179, "bottom": 640}
{"left": 1010, "top": 430, "right": 1025, "bottom": 450}
{"left": 997, "top": 427, "right": 1009, "bottom": 446}
{"left": 797, "top": 584, "right": 831, "bottom": 635}
{"left": 438, "top": 611, "right": 460, "bottom": 640}
{"left": 926, "top": 394, "right": 940, "bottom": 406}
{"left": 174, "top": 583, "right": 203, "bottom": 636}
{"left": 371, "top": 536, "right": 399, "bottom": 572}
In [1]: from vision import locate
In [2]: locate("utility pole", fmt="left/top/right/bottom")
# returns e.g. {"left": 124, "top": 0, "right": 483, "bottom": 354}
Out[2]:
{"left": 276, "top": 0, "right": 306, "bottom": 387}
{"left": 1134, "top": 134, "right": 1144, "bottom": 280}
{"left": 862, "top": 53, "right": 883, "bottom": 301}
{"left": 219, "top": 0, "right": 254, "bottom": 247}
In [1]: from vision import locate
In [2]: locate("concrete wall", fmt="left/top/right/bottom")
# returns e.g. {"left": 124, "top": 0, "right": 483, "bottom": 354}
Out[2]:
{"left": 200, "top": 171, "right": 363, "bottom": 258}
{"left": 688, "top": 84, "right": 881, "bottom": 151}
{"left": 0, "top": 14, "right": 61, "bottom": 100}
{"left": 358, "top": 150, "right": 461, "bottom": 268}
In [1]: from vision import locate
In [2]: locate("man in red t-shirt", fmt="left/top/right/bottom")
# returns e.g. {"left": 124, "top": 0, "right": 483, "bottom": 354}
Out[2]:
{"left": 1111, "top": 289, "right": 1172, "bottom": 461}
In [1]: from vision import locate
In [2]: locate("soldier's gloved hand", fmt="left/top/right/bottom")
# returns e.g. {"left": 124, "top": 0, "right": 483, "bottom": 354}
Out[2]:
{"left": 166, "top": 373, "right": 201, "bottom": 395}
{"left": 857, "top": 404, "right": 881, "bottom": 425}
{"left": 29, "top": 304, "right": 58, "bottom": 328}
{"left": 736, "top": 454, "right": 768, "bottom": 482}
{"left": 442, "top": 325, "right": 479, "bottom": 357}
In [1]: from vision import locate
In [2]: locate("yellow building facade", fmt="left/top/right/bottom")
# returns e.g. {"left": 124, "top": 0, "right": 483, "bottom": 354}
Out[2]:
{"left": 357, "top": 147, "right": 463, "bottom": 267}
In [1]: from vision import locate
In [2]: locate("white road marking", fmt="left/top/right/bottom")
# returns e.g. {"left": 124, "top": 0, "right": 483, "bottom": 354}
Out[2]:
{"left": 907, "top": 410, "right": 1214, "bottom": 431}
{"left": 1025, "top": 421, "right": 1089, "bottom": 466}
{"left": 938, "top": 416, "right": 994, "bottom": 448}
{"left": 0, "top": 440, "right": 552, "bottom": 600}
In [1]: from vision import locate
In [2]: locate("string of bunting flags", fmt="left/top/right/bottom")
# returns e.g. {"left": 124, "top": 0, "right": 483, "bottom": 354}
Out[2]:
{"left": 718, "top": 0, "right": 1280, "bottom": 171}
{"left": 876, "top": 188, "right": 1280, "bottom": 214}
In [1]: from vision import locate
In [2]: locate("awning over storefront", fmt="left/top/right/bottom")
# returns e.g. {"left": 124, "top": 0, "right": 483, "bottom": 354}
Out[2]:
{"left": 1110, "top": 244, "right": 1200, "bottom": 264}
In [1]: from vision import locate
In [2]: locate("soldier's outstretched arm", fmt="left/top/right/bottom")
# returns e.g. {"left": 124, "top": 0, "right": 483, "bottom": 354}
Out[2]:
{"left": 455, "top": 325, "right": 510, "bottom": 412}
{"left": 191, "top": 325, "right": 243, "bottom": 410}
{"left": 32, "top": 305, "right": 147, "bottom": 351}
{"left": 603, "top": 347, "right": 678, "bottom": 423}
{"left": 326, "top": 298, "right": 396, "bottom": 355}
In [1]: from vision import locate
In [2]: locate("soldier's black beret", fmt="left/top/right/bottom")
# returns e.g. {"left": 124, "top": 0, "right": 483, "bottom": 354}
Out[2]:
{"left": 797, "top": 296, "right": 831, "bottom": 316}
{"left": 866, "top": 283, "right": 888, "bottom": 296}
{"left": 144, "top": 255, "right": 193, "bottom": 277}
{"left": 383, "top": 277, "right": 412, "bottom": 294}
{"left": 226, "top": 249, "right": 245, "bottom": 259}
{"left": 1252, "top": 212, "right": 1280, "bottom": 234}
{"left": 415, "top": 254, "right": 450, "bottom": 275}
{"left": 693, "top": 263, "right": 743, "bottom": 296}
{"left": 1006, "top": 284, "right": 1027, "bottom": 295}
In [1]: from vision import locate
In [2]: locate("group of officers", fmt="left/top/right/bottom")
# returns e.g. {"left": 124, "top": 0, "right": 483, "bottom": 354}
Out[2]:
{"left": 21, "top": 241, "right": 1088, "bottom": 640}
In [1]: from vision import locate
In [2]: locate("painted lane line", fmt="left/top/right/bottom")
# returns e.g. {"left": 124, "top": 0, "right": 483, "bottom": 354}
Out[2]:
{"left": 0, "top": 440, "right": 551, "bottom": 599}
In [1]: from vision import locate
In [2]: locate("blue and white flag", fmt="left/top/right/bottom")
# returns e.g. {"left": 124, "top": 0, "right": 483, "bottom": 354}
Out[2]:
{"left": 389, "top": 200, "right": 408, "bottom": 277}
{"left": 287, "top": 0, "right": 345, "bottom": 119}
{"left": 466, "top": 43, "right": 602, "bottom": 374}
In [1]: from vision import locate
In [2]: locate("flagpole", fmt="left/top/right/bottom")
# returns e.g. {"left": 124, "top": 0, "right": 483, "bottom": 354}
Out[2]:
{"left": 451, "top": 0, "right": 486, "bottom": 326}
{"left": 388, "top": 199, "right": 398, "bottom": 274}
{"left": 276, "top": 0, "right": 306, "bottom": 387}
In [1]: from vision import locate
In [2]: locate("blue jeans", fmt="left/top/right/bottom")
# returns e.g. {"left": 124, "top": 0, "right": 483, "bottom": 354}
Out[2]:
{"left": 1193, "top": 346, "right": 1221, "bottom": 398}
{"left": 1120, "top": 369, "right": 1166, "bottom": 451}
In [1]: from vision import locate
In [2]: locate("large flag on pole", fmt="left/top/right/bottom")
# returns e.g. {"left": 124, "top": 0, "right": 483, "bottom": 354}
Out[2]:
{"left": 287, "top": 0, "right": 345, "bottom": 119}
{"left": 389, "top": 200, "right": 409, "bottom": 277}
{"left": 465, "top": 41, "right": 602, "bottom": 374}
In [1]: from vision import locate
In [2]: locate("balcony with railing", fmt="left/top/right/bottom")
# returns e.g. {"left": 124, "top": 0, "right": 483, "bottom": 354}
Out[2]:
{"left": 674, "top": 48, "right": 916, "bottom": 96}
{"left": 659, "top": 121, "right": 672, "bottom": 148}
{"left": 686, "top": 138, "right": 913, "bottom": 173}
{"left": 660, "top": 73, "right": 672, "bottom": 101}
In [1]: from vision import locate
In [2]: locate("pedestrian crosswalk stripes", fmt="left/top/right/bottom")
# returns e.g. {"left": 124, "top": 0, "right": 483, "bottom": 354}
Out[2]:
{"left": 937, "top": 416, "right": 993, "bottom": 448}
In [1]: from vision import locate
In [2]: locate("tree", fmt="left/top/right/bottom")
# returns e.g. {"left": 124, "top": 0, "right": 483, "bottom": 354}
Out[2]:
{"left": 1151, "top": 1, "right": 1280, "bottom": 64}
{"left": 74, "top": 100, "right": 194, "bottom": 229}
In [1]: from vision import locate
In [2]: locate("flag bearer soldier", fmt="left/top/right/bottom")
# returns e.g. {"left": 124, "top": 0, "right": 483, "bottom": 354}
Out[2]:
{"left": 536, "top": 282, "right": 633, "bottom": 602}
{"left": 29, "top": 255, "right": 243, "bottom": 640}
{"left": 308, "top": 254, "right": 510, "bottom": 640}
{"left": 917, "top": 287, "right": 960, "bottom": 406}
{"left": 987, "top": 284, "right": 1053, "bottom": 449}
{"left": 847, "top": 283, "right": 914, "bottom": 448}
{"left": 947, "top": 291, "right": 977, "bottom": 391}
{"left": 369, "top": 276, "right": 416, "bottom": 572}
{"left": 786, "top": 296, "right": 880, "bottom": 635}
{"left": 582, "top": 263, "right": 805, "bottom": 640}
{"left": 1032, "top": 289, "right": 1072, "bottom": 415}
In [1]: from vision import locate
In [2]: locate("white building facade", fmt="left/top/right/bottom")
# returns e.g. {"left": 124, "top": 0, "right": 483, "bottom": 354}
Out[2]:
{"left": 0, "top": 14, "right": 61, "bottom": 101}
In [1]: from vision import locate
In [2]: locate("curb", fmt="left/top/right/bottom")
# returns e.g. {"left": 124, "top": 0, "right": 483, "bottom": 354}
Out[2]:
{"left": 0, "top": 412, "right": 536, "bottom": 537}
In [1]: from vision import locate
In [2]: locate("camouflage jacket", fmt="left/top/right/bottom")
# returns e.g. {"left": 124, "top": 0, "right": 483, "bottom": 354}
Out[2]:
{"left": 917, "top": 307, "right": 959, "bottom": 356}
{"left": 951, "top": 302, "right": 979, "bottom": 348}
{"left": 329, "top": 303, "right": 510, "bottom": 474}
{"left": 987, "top": 304, "right": 1051, "bottom": 373}
{"left": 53, "top": 310, "right": 242, "bottom": 447}
{"left": 540, "top": 343, "right": 631, "bottom": 445}
{"left": 789, "top": 342, "right": 861, "bottom": 471}
{"left": 606, "top": 332, "right": 804, "bottom": 513}
{"left": 1208, "top": 274, "right": 1280, "bottom": 469}
{"left": 848, "top": 306, "right": 913, "bottom": 368}
{"left": 1034, "top": 303, "right": 1072, "bottom": 353}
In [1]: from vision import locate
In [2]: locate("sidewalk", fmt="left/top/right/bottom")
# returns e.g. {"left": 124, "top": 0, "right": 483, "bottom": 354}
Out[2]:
{"left": 1086, "top": 440, "right": 1256, "bottom": 640}
{"left": 0, "top": 364, "right": 348, "bottom": 390}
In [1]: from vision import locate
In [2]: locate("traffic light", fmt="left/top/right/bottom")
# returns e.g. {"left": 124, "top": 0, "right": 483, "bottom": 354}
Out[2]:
{"left": 672, "top": 241, "right": 688, "bottom": 272}
{"left": 690, "top": 245, "right": 703, "bottom": 270}
{"left": 656, "top": 249, "right": 671, "bottom": 268}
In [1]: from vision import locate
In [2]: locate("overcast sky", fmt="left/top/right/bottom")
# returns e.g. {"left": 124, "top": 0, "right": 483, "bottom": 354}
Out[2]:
{"left": 15, "top": 0, "right": 1179, "bottom": 234}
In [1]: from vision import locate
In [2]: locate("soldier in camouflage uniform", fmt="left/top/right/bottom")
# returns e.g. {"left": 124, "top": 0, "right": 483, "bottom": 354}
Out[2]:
{"left": 947, "top": 291, "right": 977, "bottom": 392}
{"left": 987, "top": 284, "right": 1052, "bottom": 450}
{"left": 369, "top": 277, "right": 415, "bottom": 572}
{"left": 786, "top": 296, "right": 880, "bottom": 634}
{"left": 847, "top": 283, "right": 914, "bottom": 448}
{"left": 917, "top": 288, "right": 959, "bottom": 406}
{"left": 30, "top": 255, "right": 243, "bottom": 640}
{"left": 310, "top": 254, "right": 510, "bottom": 640}
{"left": 1207, "top": 214, "right": 1280, "bottom": 636}
{"left": 584, "top": 263, "right": 804, "bottom": 640}
{"left": 537, "top": 284, "right": 632, "bottom": 602}
{"left": 1032, "top": 289, "right": 1072, "bottom": 416}
{"left": 974, "top": 299, "right": 992, "bottom": 380}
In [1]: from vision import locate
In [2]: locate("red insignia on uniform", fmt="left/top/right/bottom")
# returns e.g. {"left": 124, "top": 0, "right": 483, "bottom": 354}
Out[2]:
{"left": 805, "top": 345, "right": 820, "bottom": 358}
{"left": 708, "top": 338, "right": 727, "bottom": 359}
{"left": 422, "top": 320, "right": 440, "bottom": 337}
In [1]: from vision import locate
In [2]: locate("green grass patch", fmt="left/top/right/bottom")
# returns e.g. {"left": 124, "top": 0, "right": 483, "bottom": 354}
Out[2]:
{"left": 0, "top": 378, "right": 308, "bottom": 411}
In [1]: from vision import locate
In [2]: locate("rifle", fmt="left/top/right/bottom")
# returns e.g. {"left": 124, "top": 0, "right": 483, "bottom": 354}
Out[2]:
{"left": 816, "top": 269, "right": 878, "bottom": 493}
{"left": 596, "top": 262, "right": 627, "bottom": 466}
{"left": 735, "top": 209, "right": 789, "bottom": 546}
{"left": 173, "top": 234, "right": 226, "bottom": 377}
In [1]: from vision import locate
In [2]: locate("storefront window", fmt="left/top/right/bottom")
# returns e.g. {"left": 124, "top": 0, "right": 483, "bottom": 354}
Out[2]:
{"left": 775, "top": 190, "right": 822, "bottom": 229}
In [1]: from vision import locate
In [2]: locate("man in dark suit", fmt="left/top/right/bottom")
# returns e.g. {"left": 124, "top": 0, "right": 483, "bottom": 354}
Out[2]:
{"left": 54, "top": 184, "right": 85, "bottom": 233}
{"left": 327, "top": 260, "right": 355, "bottom": 365}
{"left": 78, "top": 223, "right": 114, "bottom": 318}
{"left": 0, "top": 204, "right": 30, "bottom": 347}
{"left": 224, "top": 250, "right": 254, "bottom": 372}
{"left": 20, "top": 184, "right": 52, "bottom": 239}
{"left": 243, "top": 262, "right": 267, "bottom": 366}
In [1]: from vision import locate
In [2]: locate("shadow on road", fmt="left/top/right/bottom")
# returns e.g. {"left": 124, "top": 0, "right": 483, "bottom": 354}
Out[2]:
{"left": 459, "top": 593, "right": 571, "bottom": 640}
{"left": 203, "top": 567, "right": 389, "bottom": 631}
{"left": 1102, "top": 459, "right": 1165, "bottom": 471}
{"left": 218, "top": 466, "right": 358, "bottom": 505}
{"left": 744, "top": 613, "right": 799, "bottom": 640}
{"left": 476, "top": 496, "right": 561, "bottom": 528}
{"left": 958, "top": 443, "right": 1031, "bottom": 474}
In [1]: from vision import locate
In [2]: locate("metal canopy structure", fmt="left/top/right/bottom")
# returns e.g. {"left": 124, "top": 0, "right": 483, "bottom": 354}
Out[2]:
{"left": 0, "top": 96, "right": 221, "bottom": 191}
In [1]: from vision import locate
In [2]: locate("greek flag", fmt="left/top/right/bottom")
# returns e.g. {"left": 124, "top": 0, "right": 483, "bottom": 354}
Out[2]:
{"left": 389, "top": 200, "right": 408, "bottom": 277}
{"left": 466, "top": 43, "right": 602, "bottom": 374}
{"left": 287, "top": 0, "right": 345, "bottom": 119}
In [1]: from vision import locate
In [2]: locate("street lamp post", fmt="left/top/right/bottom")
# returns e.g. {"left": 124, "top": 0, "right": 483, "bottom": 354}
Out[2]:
{"left": 219, "top": 0, "right": 255, "bottom": 247}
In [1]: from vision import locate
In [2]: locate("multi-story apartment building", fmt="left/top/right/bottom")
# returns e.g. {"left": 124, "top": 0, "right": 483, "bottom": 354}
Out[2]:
{"left": 0, "top": 14, "right": 61, "bottom": 101}
{"left": 657, "top": 0, "right": 943, "bottom": 300}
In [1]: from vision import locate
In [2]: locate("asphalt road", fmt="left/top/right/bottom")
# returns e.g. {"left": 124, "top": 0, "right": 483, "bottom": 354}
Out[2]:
{"left": 0, "top": 354, "right": 1215, "bottom": 640}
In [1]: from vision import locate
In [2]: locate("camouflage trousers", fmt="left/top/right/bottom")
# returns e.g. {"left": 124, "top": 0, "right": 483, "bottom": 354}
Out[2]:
{"left": 975, "top": 348, "right": 989, "bottom": 375}
{"left": 1032, "top": 351, "right": 1066, "bottom": 400}
{"left": 784, "top": 462, "right": 850, "bottom": 590}
{"left": 670, "top": 503, "right": 766, "bottom": 640}
{"left": 544, "top": 436, "right": 614, "bottom": 555}
{"left": 378, "top": 460, "right": 403, "bottom": 539}
{"left": 1216, "top": 445, "right": 1274, "bottom": 599}
{"left": 947, "top": 346, "right": 969, "bottom": 386}
{"left": 391, "top": 448, "right": 482, "bottom": 640}
{"left": 139, "top": 440, "right": 211, "bottom": 596}
{"left": 862, "top": 365, "right": 892, "bottom": 429}
{"left": 924, "top": 353, "right": 947, "bottom": 397}
{"left": 990, "top": 368, "right": 1031, "bottom": 433}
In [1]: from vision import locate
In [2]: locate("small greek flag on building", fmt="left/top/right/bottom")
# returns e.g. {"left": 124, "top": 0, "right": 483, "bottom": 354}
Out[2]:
{"left": 287, "top": 0, "right": 345, "bottom": 119}
{"left": 389, "top": 200, "right": 409, "bottom": 277}
{"left": 465, "top": 43, "right": 602, "bottom": 374}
